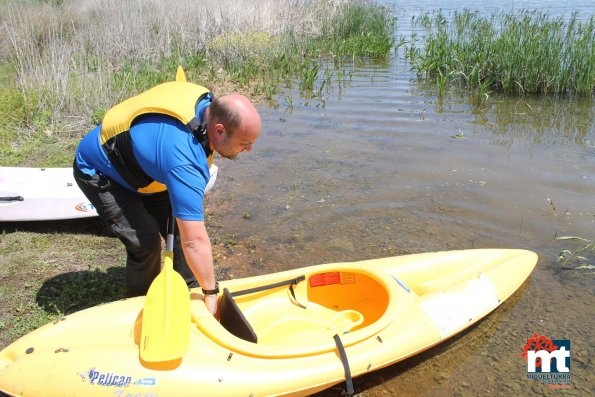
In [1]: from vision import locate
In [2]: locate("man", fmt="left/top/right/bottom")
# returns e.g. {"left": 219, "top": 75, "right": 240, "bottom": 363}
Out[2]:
{"left": 73, "top": 67, "right": 261, "bottom": 315}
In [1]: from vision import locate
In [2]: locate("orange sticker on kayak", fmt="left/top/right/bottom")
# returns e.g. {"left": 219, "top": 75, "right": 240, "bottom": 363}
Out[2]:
{"left": 309, "top": 272, "right": 355, "bottom": 287}
{"left": 309, "top": 272, "right": 340, "bottom": 287}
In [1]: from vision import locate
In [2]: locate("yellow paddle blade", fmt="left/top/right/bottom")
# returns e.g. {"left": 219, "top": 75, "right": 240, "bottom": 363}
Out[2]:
{"left": 140, "top": 252, "right": 190, "bottom": 362}
{"left": 175, "top": 65, "right": 186, "bottom": 82}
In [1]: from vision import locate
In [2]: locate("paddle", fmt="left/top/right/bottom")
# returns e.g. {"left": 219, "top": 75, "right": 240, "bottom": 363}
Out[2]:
{"left": 140, "top": 216, "right": 190, "bottom": 362}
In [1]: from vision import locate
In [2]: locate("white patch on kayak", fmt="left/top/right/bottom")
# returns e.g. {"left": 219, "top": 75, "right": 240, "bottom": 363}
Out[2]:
{"left": 418, "top": 273, "right": 499, "bottom": 338}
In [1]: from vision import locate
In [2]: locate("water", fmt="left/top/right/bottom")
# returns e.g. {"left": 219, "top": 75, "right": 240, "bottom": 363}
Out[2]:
{"left": 206, "top": 1, "right": 594, "bottom": 395}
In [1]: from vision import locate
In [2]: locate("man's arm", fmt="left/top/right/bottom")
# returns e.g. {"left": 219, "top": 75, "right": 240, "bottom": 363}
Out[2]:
{"left": 176, "top": 218, "right": 218, "bottom": 315}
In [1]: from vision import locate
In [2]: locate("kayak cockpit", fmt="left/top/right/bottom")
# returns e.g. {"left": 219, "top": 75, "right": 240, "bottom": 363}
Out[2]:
{"left": 191, "top": 266, "right": 411, "bottom": 358}
{"left": 216, "top": 286, "right": 366, "bottom": 345}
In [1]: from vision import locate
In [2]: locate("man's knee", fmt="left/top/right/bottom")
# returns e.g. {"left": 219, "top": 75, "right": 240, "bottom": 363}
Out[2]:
{"left": 112, "top": 220, "right": 161, "bottom": 258}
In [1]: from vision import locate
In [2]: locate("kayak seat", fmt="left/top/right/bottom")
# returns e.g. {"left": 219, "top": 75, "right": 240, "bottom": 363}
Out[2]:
{"left": 325, "top": 309, "right": 364, "bottom": 334}
{"left": 252, "top": 302, "right": 365, "bottom": 345}
{"left": 219, "top": 288, "right": 258, "bottom": 343}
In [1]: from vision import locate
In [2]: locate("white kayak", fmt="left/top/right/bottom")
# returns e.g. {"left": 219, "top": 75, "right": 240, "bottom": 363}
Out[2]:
{"left": 0, "top": 165, "right": 218, "bottom": 222}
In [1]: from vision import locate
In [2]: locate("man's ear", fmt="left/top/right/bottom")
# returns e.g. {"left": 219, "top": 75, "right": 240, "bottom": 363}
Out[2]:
{"left": 214, "top": 123, "right": 225, "bottom": 138}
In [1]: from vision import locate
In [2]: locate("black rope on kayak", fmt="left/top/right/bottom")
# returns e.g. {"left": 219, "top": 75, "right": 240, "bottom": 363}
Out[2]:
{"left": 0, "top": 196, "right": 24, "bottom": 202}
{"left": 333, "top": 334, "right": 354, "bottom": 396}
{"left": 231, "top": 275, "right": 306, "bottom": 298}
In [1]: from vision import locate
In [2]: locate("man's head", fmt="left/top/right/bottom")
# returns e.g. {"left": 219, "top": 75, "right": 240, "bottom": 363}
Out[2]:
{"left": 205, "top": 95, "right": 261, "bottom": 160}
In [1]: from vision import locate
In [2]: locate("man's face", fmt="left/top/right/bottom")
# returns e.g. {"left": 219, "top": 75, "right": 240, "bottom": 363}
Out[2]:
{"left": 215, "top": 125, "right": 259, "bottom": 160}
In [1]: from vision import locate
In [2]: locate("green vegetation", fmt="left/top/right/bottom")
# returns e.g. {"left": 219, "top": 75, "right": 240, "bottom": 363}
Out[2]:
{"left": 407, "top": 10, "right": 595, "bottom": 101}
{"left": 556, "top": 236, "right": 594, "bottom": 270}
{"left": 0, "top": 221, "right": 125, "bottom": 346}
{"left": 0, "top": 0, "right": 394, "bottom": 166}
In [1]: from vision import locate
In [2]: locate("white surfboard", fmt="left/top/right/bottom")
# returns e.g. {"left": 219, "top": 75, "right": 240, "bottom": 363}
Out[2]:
{"left": 0, "top": 165, "right": 218, "bottom": 222}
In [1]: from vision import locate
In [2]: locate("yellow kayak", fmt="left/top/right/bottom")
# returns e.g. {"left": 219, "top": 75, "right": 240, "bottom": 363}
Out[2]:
{"left": 0, "top": 249, "right": 536, "bottom": 397}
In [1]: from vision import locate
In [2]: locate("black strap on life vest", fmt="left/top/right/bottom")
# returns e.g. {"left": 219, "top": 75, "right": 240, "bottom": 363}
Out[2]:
{"left": 333, "top": 334, "right": 354, "bottom": 396}
{"left": 187, "top": 117, "right": 212, "bottom": 159}
{"left": 103, "top": 131, "right": 153, "bottom": 189}
{"left": 188, "top": 92, "right": 213, "bottom": 158}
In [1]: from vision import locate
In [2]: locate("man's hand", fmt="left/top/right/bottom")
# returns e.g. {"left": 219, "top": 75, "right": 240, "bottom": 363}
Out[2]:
{"left": 204, "top": 293, "right": 218, "bottom": 316}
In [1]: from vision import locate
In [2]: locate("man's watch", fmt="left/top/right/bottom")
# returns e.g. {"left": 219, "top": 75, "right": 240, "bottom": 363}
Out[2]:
{"left": 202, "top": 282, "right": 219, "bottom": 296}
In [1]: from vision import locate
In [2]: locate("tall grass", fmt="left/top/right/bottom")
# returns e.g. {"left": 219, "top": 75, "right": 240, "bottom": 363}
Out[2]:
{"left": 0, "top": 0, "right": 394, "bottom": 158}
{"left": 407, "top": 10, "right": 595, "bottom": 98}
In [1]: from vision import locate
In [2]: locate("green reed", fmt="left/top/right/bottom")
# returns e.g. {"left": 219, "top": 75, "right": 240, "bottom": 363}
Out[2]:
{"left": 408, "top": 10, "right": 595, "bottom": 97}
{"left": 319, "top": 1, "right": 395, "bottom": 59}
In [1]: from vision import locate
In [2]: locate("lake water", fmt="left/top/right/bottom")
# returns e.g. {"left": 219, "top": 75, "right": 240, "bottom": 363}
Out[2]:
{"left": 205, "top": 0, "right": 594, "bottom": 395}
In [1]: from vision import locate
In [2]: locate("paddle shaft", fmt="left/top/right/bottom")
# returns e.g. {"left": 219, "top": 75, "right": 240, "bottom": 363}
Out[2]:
{"left": 166, "top": 216, "right": 176, "bottom": 253}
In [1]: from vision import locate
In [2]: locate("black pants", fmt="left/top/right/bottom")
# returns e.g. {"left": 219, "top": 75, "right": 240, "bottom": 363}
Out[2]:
{"left": 73, "top": 162, "right": 198, "bottom": 297}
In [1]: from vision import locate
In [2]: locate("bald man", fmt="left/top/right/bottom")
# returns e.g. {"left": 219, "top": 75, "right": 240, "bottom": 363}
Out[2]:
{"left": 74, "top": 85, "right": 261, "bottom": 315}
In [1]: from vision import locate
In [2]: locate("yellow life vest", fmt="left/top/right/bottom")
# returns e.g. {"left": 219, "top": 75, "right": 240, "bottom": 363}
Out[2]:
{"left": 100, "top": 66, "right": 213, "bottom": 194}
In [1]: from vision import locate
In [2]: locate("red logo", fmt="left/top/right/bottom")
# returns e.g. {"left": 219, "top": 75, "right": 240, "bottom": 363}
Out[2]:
{"left": 520, "top": 333, "right": 559, "bottom": 368}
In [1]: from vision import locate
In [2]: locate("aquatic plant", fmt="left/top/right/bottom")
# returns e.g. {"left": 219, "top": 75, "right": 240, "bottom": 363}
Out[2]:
{"left": 408, "top": 10, "right": 595, "bottom": 97}
{"left": 319, "top": 0, "right": 395, "bottom": 59}
{"left": 555, "top": 236, "right": 594, "bottom": 270}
